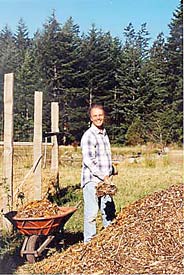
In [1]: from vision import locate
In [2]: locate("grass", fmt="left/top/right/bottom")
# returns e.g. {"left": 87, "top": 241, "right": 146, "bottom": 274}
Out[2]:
{"left": 0, "top": 145, "right": 183, "bottom": 238}
{"left": 42, "top": 145, "right": 183, "bottom": 234}
{"left": 62, "top": 146, "right": 182, "bottom": 234}
{"left": 0, "top": 144, "right": 183, "bottom": 274}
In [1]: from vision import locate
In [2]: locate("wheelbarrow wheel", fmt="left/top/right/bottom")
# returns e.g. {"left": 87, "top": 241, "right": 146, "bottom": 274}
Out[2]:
{"left": 26, "top": 235, "right": 40, "bottom": 263}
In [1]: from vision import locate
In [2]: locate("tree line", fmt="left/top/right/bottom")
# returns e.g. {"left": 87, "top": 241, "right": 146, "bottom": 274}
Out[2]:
{"left": 0, "top": 1, "right": 182, "bottom": 145}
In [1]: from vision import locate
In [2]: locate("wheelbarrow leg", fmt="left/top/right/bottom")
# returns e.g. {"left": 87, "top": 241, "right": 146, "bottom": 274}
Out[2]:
{"left": 36, "top": 235, "right": 55, "bottom": 257}
{"left": 20, "top": 236, "right": 29, "bottom": 257}
{"left": 21, "top": 235, "right": 55, "bottom": 264}
{"left": 25, "top": 235, "right": 40, "bottom": 264}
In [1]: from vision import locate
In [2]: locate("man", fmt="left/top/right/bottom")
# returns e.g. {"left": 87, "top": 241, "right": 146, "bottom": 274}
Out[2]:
{"left": 81, "top": 103, "right": 116, "bottom": 243}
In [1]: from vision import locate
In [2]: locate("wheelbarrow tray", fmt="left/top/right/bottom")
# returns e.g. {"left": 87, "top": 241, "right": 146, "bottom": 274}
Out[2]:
{"left": 10, "top": 206, "right": 77, "bottom": 236}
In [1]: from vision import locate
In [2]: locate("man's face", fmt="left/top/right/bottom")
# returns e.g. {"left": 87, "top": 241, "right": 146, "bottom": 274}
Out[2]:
{"left": 90, "top": 107, "right": 105, "bottom": 129}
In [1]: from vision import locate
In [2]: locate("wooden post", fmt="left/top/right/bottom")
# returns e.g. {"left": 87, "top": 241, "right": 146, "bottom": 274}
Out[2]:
{"left": 51, "top": 102, "right": 59, "bottom": 172}
{"left": 33, "top": 91, "right": 43, "bottom": 200}
{"left": 2, "top": 73, "right": 14, "bottom": 231}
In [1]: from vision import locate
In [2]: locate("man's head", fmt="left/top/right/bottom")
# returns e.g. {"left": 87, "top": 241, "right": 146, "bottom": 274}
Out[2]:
{"left": 89, "top": 104, "right": 105, "bottom": 129}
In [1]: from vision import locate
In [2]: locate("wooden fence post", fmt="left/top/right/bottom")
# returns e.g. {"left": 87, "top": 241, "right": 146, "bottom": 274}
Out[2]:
{"left": 51, "top": 102, "right": 59, "bottom": 173}
{"left": 33, "top": 91, "right": 43, "bottom": 200}
{"left": 2, "top": 73, "right": 14, "bottom": 231}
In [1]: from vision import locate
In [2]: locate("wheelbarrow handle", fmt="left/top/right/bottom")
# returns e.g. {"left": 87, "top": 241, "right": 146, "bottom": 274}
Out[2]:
{"left": 4, "top": 211, "right": 18, "bottom": 228}
{"left": 75, "top": 200, "right": 82, "bottom": 208}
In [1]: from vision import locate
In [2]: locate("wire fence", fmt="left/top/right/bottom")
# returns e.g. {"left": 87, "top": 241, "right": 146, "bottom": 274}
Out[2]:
{"left": 0, "top": 143, "right": 82, "bottom": 210}
{"left": 1, "top": 142, "right": 182, "bottom": 211}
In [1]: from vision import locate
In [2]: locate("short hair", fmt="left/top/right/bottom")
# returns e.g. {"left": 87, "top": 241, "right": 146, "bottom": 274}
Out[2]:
{"left": 88, "top": 103, "right": 105, "bottom": 117}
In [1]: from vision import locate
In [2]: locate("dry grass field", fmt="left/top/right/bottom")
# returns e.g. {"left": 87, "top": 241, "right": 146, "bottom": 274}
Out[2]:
{"left": 0, "top": 144, "right": 183, "bottom": 233}
{"left": 0, "top": 144, "right": 183, "bottom": 274}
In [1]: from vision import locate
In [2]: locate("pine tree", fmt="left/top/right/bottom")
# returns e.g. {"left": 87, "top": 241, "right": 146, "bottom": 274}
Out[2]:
{"left": 35, "top": 14, "right": 85, "bottom": 142}
{"left": 132, "top": 23, "right": 151, "bottom": 127}
{"left": 164, "top": 0, "right": 183, "bottom": 143}
{"left": 63, "top": 25, "right": 117, "bottom": 141}
{"left": 144, "top": 32, "right": 169, "bottom": 144}
{"left": 0, "top": 25, "right": 18, "bottom": 139}
{"left": 114, "top": 23, "right": 150, "bottom": 144}
{"left": 14, "top": 18, "right": 30, "bottom": 66}
{"left": 81, "top": 25, "right": 115, "bottom": 107}
{"left": 57, "top": 17, "right": 87, "bottom": 143}
{"left": 0, "top": 25, "right": 18, "bottom": 77}
{"left": 0, "top": 3, "right": 181, "bottom": 145}
{"left": 125, "top": 117, "right": 145, "bottom": 145}
{"left": 14, "top": 48, "right": 40, "bottom": 141}
{"left": 34, "top": 12, "right": 63, "bottom": 134}
{"left": 35, "top": 12, "right": 62, "bottom": 96}
{"left": 106, "top": 36, "right": 122, "bottom": 142}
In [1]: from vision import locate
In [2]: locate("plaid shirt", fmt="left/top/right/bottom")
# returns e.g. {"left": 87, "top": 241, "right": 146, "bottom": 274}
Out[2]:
{"left": 81, "top": 123, "right": 112, "bottom": 187}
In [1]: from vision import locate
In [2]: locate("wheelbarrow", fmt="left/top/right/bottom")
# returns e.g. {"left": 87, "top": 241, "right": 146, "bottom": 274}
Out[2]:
{"left": 4, "top": 205, "right": 78, "bottom": 263}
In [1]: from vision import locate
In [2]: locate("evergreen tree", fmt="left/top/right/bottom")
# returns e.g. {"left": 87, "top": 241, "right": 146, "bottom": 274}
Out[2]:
{"left": 125, "top": 117, "right": 145, "bottom": 145}
{"left": 14, "top": 47, "right": 41, "bottom": 141}
{"left": 144, "top": 33, "right": 169, "bottom": 144}
{"left": 58, "top": 17, "right": 87, "bottom": 143}
{"left": 0, "top": 25, "right": 18, "bottom": 78}
{"left": 35, "top": 14, "right": 84, "bottom": 142}
{"left": 133, "top": 23, "right": 151, "bottom": 123}
{"left": 34, "top": 12, "right": 63, "bottom": 133}
{"left": 114, "top": 23, "right": 150, "bottom": 144}
{"left": 106, "top": 36, "right": 122, "bottom": 142}
{"left": 0, "top": 2, "right": 181, "bottom": 146}
{"left": 0, "top": 25, "right": 18, "bottom": 139}
{"left": 81, "top": 25, "right": 115, "bottom": 107}
{"left": 35, "top": 12, "right": 62, "bottom": 96}
{"left": 14, "top": 18, "right": 30, "bottom": 66}
{"left": 164, "top": 0, "right": 183, "bottom": 143}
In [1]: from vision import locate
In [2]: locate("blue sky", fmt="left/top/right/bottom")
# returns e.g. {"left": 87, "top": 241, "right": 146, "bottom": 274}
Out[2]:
{"left": 0, "top": 0, "right": 179, "bottom": 42}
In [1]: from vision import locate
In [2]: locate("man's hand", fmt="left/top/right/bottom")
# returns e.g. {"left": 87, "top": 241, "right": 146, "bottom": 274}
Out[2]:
{"left": 96, "top": 179, "right": 117, "bottom": 197}
{"left": 103, "top": 175, "right": 111, "bottom": 184}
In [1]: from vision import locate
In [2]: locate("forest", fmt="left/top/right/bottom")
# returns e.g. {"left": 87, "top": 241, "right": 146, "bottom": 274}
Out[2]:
{"left": 0, "top": 1, "right": 182, "bottom": 145}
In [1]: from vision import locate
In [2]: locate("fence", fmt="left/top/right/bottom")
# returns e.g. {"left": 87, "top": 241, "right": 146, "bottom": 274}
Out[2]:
{"left": 0, "top": 73, "right": 61, "bottom": 231}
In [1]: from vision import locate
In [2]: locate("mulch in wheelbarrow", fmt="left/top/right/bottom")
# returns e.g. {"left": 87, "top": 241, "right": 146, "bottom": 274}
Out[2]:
{"left": 15, "top": 199, "right": 67, "bottom": 218}
{"left": 17, "top": 183, "right": 183, "bottom": 274}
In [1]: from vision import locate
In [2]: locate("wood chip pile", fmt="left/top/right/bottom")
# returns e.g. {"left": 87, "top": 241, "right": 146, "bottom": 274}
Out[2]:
{"left": 22, "top": 184, "right": 183, "bottom": 274}
{"left": 15, "top": 199, "right": 66, "bottom": 218}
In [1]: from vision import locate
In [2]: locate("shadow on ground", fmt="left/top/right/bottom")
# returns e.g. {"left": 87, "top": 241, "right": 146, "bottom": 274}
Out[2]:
{"left": 48, "top": 182, "right": 82, "bottom": 206}
{"left": 0, "top": 230, "right": 83, "bottom": 274}
{"left": 0, "top": 244, "right": 25, "bottom": 274}
{"left": 1, "top": 183, "right": 83, "bottom": 274}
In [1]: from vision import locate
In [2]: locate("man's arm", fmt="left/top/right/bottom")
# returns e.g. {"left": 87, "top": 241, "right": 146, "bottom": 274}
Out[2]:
{"left": 81, "top": 133, "right": 108, "bottom": 181}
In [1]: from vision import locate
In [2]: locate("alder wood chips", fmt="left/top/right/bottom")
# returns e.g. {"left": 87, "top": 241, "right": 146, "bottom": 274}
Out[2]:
{"left": 15, "top": 199, "right": 67, "bottom": 218}
{"left": 19, "top": 184, "right": 183, "bottom": 274}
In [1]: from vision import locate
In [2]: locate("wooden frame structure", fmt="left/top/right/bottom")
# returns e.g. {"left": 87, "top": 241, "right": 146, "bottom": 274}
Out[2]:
{"left": 1, "top": 73, "right": 60, "bottom": 231}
